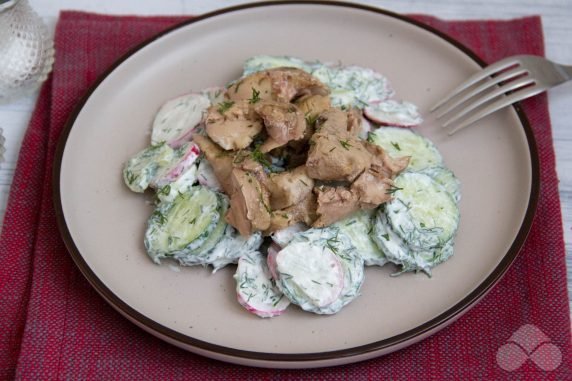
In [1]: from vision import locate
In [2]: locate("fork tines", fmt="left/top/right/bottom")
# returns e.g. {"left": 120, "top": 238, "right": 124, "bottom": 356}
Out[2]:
{"left": 431, "top": 57, "right": 540, "bottom": 135}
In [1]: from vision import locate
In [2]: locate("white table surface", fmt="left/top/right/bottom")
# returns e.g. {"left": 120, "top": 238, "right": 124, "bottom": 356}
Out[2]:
{"left": 1, "top": 0, "right": 571, "bottom": 312}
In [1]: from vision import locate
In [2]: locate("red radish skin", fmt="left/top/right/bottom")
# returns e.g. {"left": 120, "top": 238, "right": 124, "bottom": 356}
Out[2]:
{"left": 153, "top": 143, "right": 200, "bottom": 187}
{"left": 236, "top": 292, "right": 288, "bottom": 318}
{"left": 235, "top": 252, "right": 290, "bottom": 318}
{"left": 266, "top": 243, "right": 282, "bottom": 280}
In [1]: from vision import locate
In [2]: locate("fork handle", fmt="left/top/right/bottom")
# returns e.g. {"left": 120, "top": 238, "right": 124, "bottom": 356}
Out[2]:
{"left": 560, "top": 64, "right": 572, "bottom": 80}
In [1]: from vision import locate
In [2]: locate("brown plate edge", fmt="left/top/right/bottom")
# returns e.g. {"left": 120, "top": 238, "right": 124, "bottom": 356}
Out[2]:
{"left": 52, "top": 0, "right": 540, "bottom": 367}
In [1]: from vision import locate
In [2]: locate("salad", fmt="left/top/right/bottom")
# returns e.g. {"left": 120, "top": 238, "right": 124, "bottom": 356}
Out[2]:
{"left": 122, "top": 56, "right": 461, "bottom": 318}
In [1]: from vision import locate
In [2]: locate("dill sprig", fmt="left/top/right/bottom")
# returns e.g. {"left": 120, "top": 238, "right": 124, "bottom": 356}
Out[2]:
{"left": 152, "top": 210, "right": 167, "bottom": 225}
{"left": 304, "top": 112, "right": 319, "bottom": 126}
{"left": 217, "top": 100, "right": 234, "bottom": 114}
{"left": 339, "top": 139, "right": 352, "bottom": 150}
{"left": 158, "top": 184, "right": 171, "bottom": 196}
{"left": 391, "top": 141, "right": 401, "bottom": 151}
{"left": 251, "top": 145, "right": 272, "bottom": 170}
{"left": 248, "top": 87, "right": 261, "bottom": 104}
{"left": 385, "top": 185, "right": 403, "bottom": 195}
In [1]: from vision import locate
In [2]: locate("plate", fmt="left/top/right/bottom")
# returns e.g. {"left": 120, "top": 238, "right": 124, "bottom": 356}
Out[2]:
{"left": 54, "top": 1, "right": 539, "bottom": 368}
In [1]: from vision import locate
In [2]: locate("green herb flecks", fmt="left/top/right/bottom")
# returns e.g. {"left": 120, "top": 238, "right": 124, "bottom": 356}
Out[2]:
{"left": 234, "top": 80, "right": 243, "bottom": 93}
{"left": 325, "top": 235, "right": 340, "bottom": 255}
{"left": 125, "top": 170, "right": 137, "bottom": 185}
{"left": 339, "top": 139, "right": 352, "bottom": 150}
{"left": 251, "top": 145, "right": 272, "bottom": 170}
{"left": 217, "top": 100, "right": 235, "bottom": 114}
{"left": 382, "top": 234, "right": 390, "bottom": 241}
{"left": 304, "top": 112, "right": 319, "bottom": 127}
{"left": 391, "top": 141, "right": 401, "bottom": 151}
{"left": 248, "top": 87, "right": 261, "bottom": 104}
{"left": 385, "top": 185, "right": 403, "bottom": 195}
{"left": 152, "top": 210, "right": 167, "bottom": 225}
{"left": 272, "top": 294, "right": 285, "bottom": 307}
{"left": 159, "top": 184, "right": 171, "bottom": 196}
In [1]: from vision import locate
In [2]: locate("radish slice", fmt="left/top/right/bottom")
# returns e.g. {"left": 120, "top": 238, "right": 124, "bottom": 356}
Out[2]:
{"left": 275, "top": 241, "right": 345, "bottom": 309}
{"left": 364, "top": 100, "right": 423, "bottom": 127}
{"left": 151, "top": 93, "right": 210, "bottom": 146}
{"left": 266, "top": 242, "right": 281, "bottom": 280}
{"left": 234, "top": 251, "right": 290, "bottom": 318}
{"left": 197, "top": 159, "right": 222, "bottom": 192}
{"left": 151, "top": 142, "right": 200, "bottom": 188}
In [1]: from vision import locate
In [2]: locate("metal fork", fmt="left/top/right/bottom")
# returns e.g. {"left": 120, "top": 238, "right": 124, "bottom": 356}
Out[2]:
{"left": 431, "top": 55, "right": 572, "bottom": 135}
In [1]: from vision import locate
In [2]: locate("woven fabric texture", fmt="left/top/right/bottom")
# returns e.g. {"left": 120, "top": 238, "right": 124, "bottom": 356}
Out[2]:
{"left": 0, "top": 11, "right": 570, "bottom": 380}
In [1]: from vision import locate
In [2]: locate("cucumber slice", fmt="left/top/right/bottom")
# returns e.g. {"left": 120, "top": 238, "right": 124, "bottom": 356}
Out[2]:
{"left": 335, "top": 210, "right": 387, "bottom": 266}
{"left": 368, "top": 127, "right": 442, "bottom": 171}
{"left": 419, "top": 166, "right": 461, "bottom": 203}
{"left": 372, "top": 210, "right": 455, "bottom": 275}
{"left": 386, "top": 172, "right": 459, "bottom": 250}
{"left": 175, "top": 194, "right": 228, "bottom": 262}
{"left": 123, "top": 142, "right": 174, "bottom": 193}
{"left": 371, "top": 210, "right": 411, "bottom": 267}
{"left": 234, "top": 251, "right": 290, "bottom": 318}
{"left": 275, "top": 228, "right": 364, "bottom": 314}
{"left": 242, "top": 55, "right": 311, "bottom": 76}
{"left": 144, "top": 186, "right": 220, "bottom": 263}
{"left": 311, "top": 64, "right": 394, "bottom": 108}
{"left": 178, "top": 224, "right": 263, "bottom": 272}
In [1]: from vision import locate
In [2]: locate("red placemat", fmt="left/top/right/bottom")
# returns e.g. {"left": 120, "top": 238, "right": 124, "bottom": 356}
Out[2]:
{"left": 1, "top": 10, "right": 570, "bottom": 380}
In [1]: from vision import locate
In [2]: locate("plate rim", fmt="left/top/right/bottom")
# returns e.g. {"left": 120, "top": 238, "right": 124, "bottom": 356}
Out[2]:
{"left": 52, "top": 0, "right": 540, "bottom": 366}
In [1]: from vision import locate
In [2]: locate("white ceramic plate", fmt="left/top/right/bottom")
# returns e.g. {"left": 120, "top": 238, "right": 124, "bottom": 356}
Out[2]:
{"left": 54, "top": 1, "right": 539, "bottom": 369}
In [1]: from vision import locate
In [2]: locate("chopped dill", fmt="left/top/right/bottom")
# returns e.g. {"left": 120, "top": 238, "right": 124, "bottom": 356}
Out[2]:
{"left": 248, "top": 87, "right": 261, "bottom": 104}
{"left": 272, "top": 294, "right": 284, "bottom": 307}
{"left": 152, "top": 210, "right": 167, "bottom": 225}
{"left": 339, "top": 139, "right": 352, "bottom": 150}
{"left": 391, "top": 141, "right": 401, "bottom": 151}
{"left": 304, "top": 112, "right": 319, "bottom": 126}
{"left": 251, "top": 145, "right": 272, "bottom": 170}
{"left": 385, "top": 185, "right": 403, "bottom": 195}
{"left": 217, "top": 100, "right": 234, "bottom": 114}
{"left": 234, "top": 80, "right": 242, "bottom": 93}
{"left": 159, "top": 184, "right": 171, "bottom": 196}
{"left": 125, "top": 170, "right": 136, "bottom": 185}
{"left": 325, "top": 236, "right": 340, "bottom": 254}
